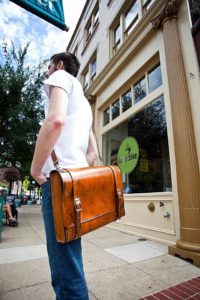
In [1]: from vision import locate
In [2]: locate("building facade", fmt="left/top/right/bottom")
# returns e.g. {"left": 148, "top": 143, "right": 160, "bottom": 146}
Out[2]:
{"left": 67, "top": 0, "right": 200, "bottom": 265}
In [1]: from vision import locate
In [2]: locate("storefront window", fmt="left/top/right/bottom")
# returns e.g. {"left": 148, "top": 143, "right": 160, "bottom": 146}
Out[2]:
{"left": 103, "top": 96, "right": 172, "bottom": 193}
{"left": 134, "top": 76, "right": 146, "bottom": 103}
{"left": 112, "top": 99, "right": 120, "bottom": 120}
{"left": 103, "top": 107, "right": 110, "bottom": 125}
{"left": 122, "top": 89, "right": 132, "bottom": 112}
{"left": 148, "top": 64, "right": 162, "bottom": 93}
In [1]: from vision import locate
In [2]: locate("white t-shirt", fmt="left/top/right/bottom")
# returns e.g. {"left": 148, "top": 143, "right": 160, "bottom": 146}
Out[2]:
{"left": 42, "top": 70, "right": 93, "bottom": 176}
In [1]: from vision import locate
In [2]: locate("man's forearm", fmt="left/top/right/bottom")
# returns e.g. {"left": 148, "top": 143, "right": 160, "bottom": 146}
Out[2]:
{"left": 31, "top": 117, "right": 64, "bottom": 177}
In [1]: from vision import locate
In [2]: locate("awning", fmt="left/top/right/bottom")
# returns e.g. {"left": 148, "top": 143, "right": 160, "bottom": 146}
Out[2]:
{"left": 10, "top": 0, "right": 69, "bottom": 31}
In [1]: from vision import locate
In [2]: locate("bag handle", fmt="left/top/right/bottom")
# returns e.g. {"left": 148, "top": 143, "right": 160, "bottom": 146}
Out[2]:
{"left": 51, "top": 150, "right": 60, "bottom": 170}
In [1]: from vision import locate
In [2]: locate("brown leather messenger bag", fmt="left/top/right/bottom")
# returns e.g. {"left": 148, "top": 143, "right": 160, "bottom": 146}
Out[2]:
{"left": 50, "top": 151, "right": 125, "bottom": 243}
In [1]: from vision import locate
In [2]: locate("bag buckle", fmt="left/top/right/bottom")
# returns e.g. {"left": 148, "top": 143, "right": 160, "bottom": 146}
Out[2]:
{"left": 74, "top": 197, "right": 82, "bottom": 212}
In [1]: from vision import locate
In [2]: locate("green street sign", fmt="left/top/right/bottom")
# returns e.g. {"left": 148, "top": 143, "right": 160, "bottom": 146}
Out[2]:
{"left": 10, "top": 0, "right": 68, "bottom": 31}
{"left": 117, "top": 137, "right": 139, "bottom": 174}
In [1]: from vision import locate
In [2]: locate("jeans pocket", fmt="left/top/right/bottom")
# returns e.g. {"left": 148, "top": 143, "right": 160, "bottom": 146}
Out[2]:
{"left": 40, "top": 181, "right": 49, "bottom": 188}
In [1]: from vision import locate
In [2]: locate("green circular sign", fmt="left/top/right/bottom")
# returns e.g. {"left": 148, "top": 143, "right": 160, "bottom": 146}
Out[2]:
{"left": 117, "top": 137, "right": 139, "bottom": 174}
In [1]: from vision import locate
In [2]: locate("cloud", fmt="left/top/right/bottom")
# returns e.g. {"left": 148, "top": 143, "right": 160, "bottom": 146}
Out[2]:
{"left": 0, "top": 0, "right": 86, "bottom": 66}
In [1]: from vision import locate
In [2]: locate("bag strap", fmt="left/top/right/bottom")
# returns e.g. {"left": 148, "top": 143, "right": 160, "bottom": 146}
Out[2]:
{"left": 107, "top": 166, "right": 123, "bottom": 219}
{"left": 92, "top": 124, "right": 103, "bottom": 166}
{"left": 62, "top": 168, "right": 82, "bottom": 240}
{"left": 51, "top": 150, "right": 60, "bottom": 170}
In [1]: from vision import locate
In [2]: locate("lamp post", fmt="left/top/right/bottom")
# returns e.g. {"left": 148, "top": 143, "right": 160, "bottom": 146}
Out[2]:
{"left": 32, "top": 180, "right": 36, "bottom": 204}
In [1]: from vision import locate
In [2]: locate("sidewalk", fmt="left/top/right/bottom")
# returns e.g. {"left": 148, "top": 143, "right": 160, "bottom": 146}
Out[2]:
{"left": 0, "top": 205, "right": 199, "bottom": 300}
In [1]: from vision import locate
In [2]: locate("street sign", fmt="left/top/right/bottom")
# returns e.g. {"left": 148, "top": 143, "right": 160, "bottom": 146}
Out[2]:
{"left": 10, "top": 0, "right": 68, "bottom": 31}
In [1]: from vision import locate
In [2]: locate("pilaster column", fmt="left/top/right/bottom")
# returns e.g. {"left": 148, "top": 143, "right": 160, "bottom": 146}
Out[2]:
{"left": 152, "top": 0, "right": 200, "bottom": 266}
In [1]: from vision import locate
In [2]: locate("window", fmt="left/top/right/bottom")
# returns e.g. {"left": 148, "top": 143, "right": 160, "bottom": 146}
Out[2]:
{"left": 83, "top": 71, "right": 89, "bottom": 89}
{"left": 103, "top": 107, "right": 110, "bottom": 125}
{"left": 188, "top": 1, "right": 200, "bottom": 68}
{"left": 113, "top": 23, "right": 121, "bottom": 52}
{"left": 103, "top": 63, "right": 162, "bottom": 126}
{"left": 124, "top": 1, "right": 139, "bottom": 36}
{"left": 112, "top": 99, "right": 120, "bottom": 120}
{"left": 134, "top": 76, "right": 146, "bottom": 103}
{"left": 73, "top": 44, "right": 78, "bottom": 57}
{"left": 94, "top": 8, "right": 99, "bottom": 26}
{"left": 122, "top": 89, "right": 132, "bottom": 112}
{"left": 91, "top": 59, "right": 97, "bottom": 81}
{"left": 148, "top": 64, "right": 162, "bottom": 93}
{"left": 142, "top": 0, "right": 155, "bottom": 14}
{"left": 103, "top": 96, "right": 172, "bottom": 193}
{"left": 82, "top": 52, "right": 97, "bottom": 89}
{"left": 110, "top": 0, "right": 156, "bottom": 56}
{"left": 86, "top": 22, "right": 92, "bottom": 41}
{"left": 84, "top": 3, "right": 99, "bottom": 46}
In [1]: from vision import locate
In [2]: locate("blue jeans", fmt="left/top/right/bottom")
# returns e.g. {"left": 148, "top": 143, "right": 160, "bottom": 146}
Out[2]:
{"left": 41, "top": 181, "right": 89, "bottom": 300}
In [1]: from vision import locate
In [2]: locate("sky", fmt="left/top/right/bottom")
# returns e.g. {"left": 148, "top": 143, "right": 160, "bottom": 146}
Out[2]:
{"left": 0, "top": 0, "right": 86, "bottom": 65}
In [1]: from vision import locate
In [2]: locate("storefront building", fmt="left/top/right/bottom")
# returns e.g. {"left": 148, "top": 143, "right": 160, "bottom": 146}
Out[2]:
{"left": 67, "top": 0, "right": 200, "bottom": 266}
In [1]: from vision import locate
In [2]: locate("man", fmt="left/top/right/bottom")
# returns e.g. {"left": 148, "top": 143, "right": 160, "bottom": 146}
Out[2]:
{"left": 31, "top": 52, "right": 97, "bottom": 300}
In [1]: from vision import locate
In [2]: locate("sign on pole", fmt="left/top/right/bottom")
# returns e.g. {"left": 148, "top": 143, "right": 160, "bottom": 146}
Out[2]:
{"left": 10, "top": 0, "right": 68, "bottom": 31}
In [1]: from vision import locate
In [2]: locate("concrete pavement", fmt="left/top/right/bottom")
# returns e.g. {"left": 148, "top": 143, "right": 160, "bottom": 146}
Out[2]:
{"left": 0, "top": 205, "right": 199, "bottom": 300}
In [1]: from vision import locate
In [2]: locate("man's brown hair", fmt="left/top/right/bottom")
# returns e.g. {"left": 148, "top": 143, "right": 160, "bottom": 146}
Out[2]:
{"left": 50, "top": 52, "right": 80, "bottom": 77}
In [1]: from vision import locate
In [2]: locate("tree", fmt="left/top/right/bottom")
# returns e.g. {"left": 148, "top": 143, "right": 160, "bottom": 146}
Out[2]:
{"left": 3, "top": 167, "right": 20, "bottom": 195}
{"left": 0, "top": 41, "right": 46, "bottom": 179}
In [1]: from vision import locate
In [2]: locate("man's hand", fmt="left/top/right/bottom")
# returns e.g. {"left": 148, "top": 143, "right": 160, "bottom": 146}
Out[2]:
{"left": 30, "top": 167, "right": 47, "bottom": 186}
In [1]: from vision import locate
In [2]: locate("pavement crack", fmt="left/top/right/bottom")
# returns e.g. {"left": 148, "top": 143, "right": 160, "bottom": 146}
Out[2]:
{"left": 0, "top": 280, "right": 50, "bottom": 294}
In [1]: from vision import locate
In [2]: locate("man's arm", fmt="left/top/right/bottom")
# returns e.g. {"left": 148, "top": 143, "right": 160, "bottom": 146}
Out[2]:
{"left": 86, "top": 129, "right": 98, "bottom": 165}
{"left": 31, "top": 86, "right": 68, "bottom": 185}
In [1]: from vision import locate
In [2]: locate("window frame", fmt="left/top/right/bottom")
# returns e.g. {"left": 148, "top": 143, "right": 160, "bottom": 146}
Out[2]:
{"left": 102, "top": 61, "right": 163, "bottom": 128}
{"left": 82, "top": 52, "right": 97, "bottom": 90}
{"left": 124, "top": 0, "right": 139, "bottom": 36}
{"left": 84, "top": 2, "right": 99, "bottom": 47}
{"left": 110, "top": 0, "right": 156, "bottom": 56}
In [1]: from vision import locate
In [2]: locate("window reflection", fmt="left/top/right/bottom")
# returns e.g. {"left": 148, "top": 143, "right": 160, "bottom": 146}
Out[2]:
{"left": 91, "top": 59, "right": 96, "bottom": 81}
{"left": 142, "top": 0, "right": 155, "bottom": 14}
{"left": 103, "top": 107, "right": 110, "bottom": 126}
{"left": 125, "top": 1, "right": 139, "bottom": 35}
{"left": 112, "top": 99, "right": 120, "bottom": 120}
{"left": 103, "top": 96, "right": 172, "bottom": 193}
{"left": 94, "top": 9, "right": 99, "bottom": 26}
{"left": 86, "top": 22, "right": 92, "bottom": 40}
{"left": 84, "top": 71, "right": 89, "bottom": 88}
{"left": 122, "top": 90, "right": 132, "bottom": 112}
{"left": 148, "top": 64, "right": 162, "bottom": 93}
{"left": 113, "top": 23, "right": 121, "bottom": 51}
{"left": 134, "top": 77, "right": 146, "bottom": 103}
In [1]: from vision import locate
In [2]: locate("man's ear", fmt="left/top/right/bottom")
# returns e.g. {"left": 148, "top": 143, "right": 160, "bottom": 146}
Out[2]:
{"left": 56, "top": 60, "right": 64, "bottom": 70}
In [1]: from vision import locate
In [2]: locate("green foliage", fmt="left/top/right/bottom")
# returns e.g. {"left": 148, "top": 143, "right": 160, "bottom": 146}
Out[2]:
{"left": 0, "top": 41, "right": 46, "bottom": 179}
